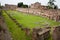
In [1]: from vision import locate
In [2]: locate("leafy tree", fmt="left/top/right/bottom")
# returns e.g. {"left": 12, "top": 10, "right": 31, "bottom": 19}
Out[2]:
{"left": 0, "top": 3, "right": 1, "bottom": 6}
{"left": 0, "top": 3, "right": 3, "bottom": 9}
{"left": 18, "top": 2, "right": 23, "bottom": 7}
{"left": 22, "top": 5, "right": 28, "bottom": 8}
{"left": 54, "top": 5, "right": 58, "bottom": 9}
{"left": 48, "top": 0, "right": 58, "bottom": 9}
{"left": 17, "top": 2, "right": 28, "bottom": 8}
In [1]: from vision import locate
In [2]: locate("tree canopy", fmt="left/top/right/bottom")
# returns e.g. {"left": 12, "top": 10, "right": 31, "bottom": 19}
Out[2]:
{"left": 0, "top": 3, "right": 2, "bottom": 9}
{"left": 18, "top": 2, "right": 23, "bottom": 7}
{"left": 48, "top": 0, "right": 58, "bottom": 9}
{"left": 17, "top": 2, "right": 28, "bottom": 8}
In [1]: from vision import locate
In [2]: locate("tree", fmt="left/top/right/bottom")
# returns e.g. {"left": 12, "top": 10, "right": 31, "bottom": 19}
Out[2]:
{"left": 48, "top": 0, "right": 58, "bottom": 9}
{"left": 54, "top": 5, "right": 58, "bottom": 9}
{"left": 17, "top": 2, "right": 28, "bottom": 8}
{"left": 0, "top": 3, "right": 1, "bottom": 6}
{"left": 18, "top": 2, "right": 23, "bottom": 7}
{"left": 0, "top": 3, "right": 3, "bottom": 9}
{"left": 22, "top": 5, "right": 28, "bottom": 8}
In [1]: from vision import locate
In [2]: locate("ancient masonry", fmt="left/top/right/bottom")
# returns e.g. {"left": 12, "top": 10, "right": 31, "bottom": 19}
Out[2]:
{"left": 52, "top": 26, "right": 60, "bottom": 40}
{"left": 31, "top": 27, "right": 50, "bottom": 40}
{"left": 5, "top": 4, "right": 17, "bottom": 10}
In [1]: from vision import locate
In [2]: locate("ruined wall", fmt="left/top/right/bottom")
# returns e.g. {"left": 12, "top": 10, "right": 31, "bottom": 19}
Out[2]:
{"left": 30, "top": 2, "right": 41, "bottom": 9}
{"left": 16, "top": 8, "right": 60, "bottom": 21}
{"left": 5, "top": 4, "right": 17, "bottom": 10}
{"left": 52, "top": 26, "right": 60, "bottom": 40}
{"left": 16, "top": 2, "right": 60, "bottom": 21}
{"left": 31, "top": 27, "right": 50, "bottom": 40}
{"left": 30, "top": 2, "right": 47, "bottom": 10}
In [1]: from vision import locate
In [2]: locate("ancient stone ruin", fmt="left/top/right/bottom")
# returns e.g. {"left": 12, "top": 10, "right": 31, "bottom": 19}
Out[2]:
{"left": 31, "top": 27, "right": 50, "bottom": 40}
{"left": 16, "top": 2, "right": 60, "bottom": 22}
{"left": 52, "top": 26, "right": 60, "bottom": 40}
{"left": 21, "top": 27, "right": 31, "bottom": 36}
{"left": 5, "top": 4, "right": 17, "bottom": 10}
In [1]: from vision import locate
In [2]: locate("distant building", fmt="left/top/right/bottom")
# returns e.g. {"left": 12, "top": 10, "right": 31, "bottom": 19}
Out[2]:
{"left": 30, "top": 2, "right": 41, "bottom": 9}
{"left": 19, "top": 2, "right": 60, "bottom": 21}
{"left": 5, "top": 4, "right": 17, "bottom": 10}
{"left": 30, "top": 2, "right": 47, "bottom": 10}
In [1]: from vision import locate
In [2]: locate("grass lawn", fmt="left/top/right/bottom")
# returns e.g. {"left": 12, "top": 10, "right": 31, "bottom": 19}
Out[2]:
{"left": 3, "top": 10, "right": 59, "bottom": 40}
{"left": 7, "top": 10, "right": 60, "bottom": 29}
{"left": 3, "top": 11, "right": 31, "bottom": 40}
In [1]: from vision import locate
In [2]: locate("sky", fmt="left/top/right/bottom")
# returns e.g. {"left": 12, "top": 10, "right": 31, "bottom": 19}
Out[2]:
{"left": 0, "top": 0, "right": 60, "bottom": 8}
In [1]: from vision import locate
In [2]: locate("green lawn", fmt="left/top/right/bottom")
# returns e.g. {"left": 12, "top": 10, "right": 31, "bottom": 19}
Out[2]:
{"left": 3, "top": 10, "right": 59, "bottom": 40}
{"left": 7, "top": 10, "right": 60, "bottom": 29}
{"left": 3, "top": 11, "right": 31, "bottom": 40}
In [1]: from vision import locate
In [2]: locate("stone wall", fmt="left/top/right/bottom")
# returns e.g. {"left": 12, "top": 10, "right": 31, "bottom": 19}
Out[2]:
{"left": 16, "top": 8, "right": 60, "bottom": 21}
{"left": 30, "top": 2, "right": 41, "bottom": 9}
{"left": 52, "top": 26, "right": 60, "bottom": 40}
{"left": 31, "top": 27, "right": 50, "bottom": 40}
{"left": 5, "top": 4, "right": 17, "bottom": 10}
{"left": 16, "top": 2, "right": 60, "bottom": 22}
{"left": 30, "top": 2, "right": 47, "bottom": 10}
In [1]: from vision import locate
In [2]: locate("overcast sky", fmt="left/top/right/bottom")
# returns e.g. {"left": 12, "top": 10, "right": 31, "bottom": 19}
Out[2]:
{"left": 0, "top": 0, "right": 60, "bottom": 8}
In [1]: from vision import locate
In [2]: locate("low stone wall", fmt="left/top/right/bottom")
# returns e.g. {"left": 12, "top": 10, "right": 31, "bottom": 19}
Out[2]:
{"left": 5, "top": 4, "right": 17, "bottom": 10}
{"left": 52, "top": 26, "right": 60, "bottom": 40}
{"left": 31, "top": 27, "right": 50, "bottom": 40}
{"left": 16, "top": 8, "right": 60, "bottom": 21}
